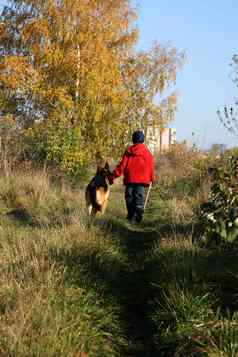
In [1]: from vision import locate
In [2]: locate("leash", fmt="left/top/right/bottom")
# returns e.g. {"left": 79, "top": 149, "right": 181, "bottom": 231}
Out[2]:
{"left": 144, "top": 183, "right": 152, "bottom": 211}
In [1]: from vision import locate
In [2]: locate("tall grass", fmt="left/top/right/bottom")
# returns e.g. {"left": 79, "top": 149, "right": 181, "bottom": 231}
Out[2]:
{"left": 143, "top": 148, "right": 238, "bottom": 356}
{"left": 0, "top": 171, "right": 126, "bottom": 356}
{"left": 0, "top": 149, "right": 238, "bottom": 356}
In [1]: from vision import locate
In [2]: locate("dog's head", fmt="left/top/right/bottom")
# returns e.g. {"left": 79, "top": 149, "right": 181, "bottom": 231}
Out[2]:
{"left": 97, "top": 162, "right": 114, "bottom": 185}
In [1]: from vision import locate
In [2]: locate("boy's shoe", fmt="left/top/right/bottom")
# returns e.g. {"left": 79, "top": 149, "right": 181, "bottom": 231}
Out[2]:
{"left": 135, "top": 208, "right": 144, "bottom": 223}
{"left": 130, "top": 217, "right": 137, "bottom": 225}
{"left": 126, "top": 215, "right": 133, "bottom": 221}
{"left": 126, "top": 211, "right": 136, "bottom": 220}
{"left": 127, "top": 215, "right": 137, "bottom": 225}
{"left": 135, "top": 216, "right": 142, "bottom": 223}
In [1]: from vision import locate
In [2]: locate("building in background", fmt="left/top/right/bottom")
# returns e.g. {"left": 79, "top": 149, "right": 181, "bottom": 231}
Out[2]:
{"left": 146, "top": 127, "right": 176, "bottom": 154}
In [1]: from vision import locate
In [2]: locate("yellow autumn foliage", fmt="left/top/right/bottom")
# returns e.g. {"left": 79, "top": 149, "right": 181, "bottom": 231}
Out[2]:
{"left": 0, "top": 0, "right": 184, "bottom": 172}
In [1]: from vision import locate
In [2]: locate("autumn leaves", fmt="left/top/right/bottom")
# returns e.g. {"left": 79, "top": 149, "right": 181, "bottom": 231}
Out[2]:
{"left": 0, "top": 1, "right": 184, "bottom": 172}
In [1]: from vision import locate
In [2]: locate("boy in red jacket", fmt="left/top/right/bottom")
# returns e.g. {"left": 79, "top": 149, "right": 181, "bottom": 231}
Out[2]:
{"left": 113, "top": 130, "right": 154, "bottom": 223}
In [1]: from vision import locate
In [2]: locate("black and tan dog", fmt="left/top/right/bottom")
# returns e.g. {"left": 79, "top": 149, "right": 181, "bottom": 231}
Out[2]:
{"left": 85, "top": 163, "right": 114, "bottom": 217}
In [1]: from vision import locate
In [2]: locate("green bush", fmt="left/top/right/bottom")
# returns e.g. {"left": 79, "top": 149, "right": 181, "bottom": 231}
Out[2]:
{"left": 197, "top": 156, "right": 238, "bottom": 247}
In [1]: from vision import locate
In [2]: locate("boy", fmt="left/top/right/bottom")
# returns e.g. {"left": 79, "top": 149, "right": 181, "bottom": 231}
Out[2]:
{"left": 112, "top": 130, "right": 154, "bottom": 223}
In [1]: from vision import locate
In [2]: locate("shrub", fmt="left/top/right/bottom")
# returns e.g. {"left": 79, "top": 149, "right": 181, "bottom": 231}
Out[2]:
{"left": 155, "top": 143, "right": 210, "bottom": 200}
{"left": 197, "top": 156, "right": 238, "bottom": 247}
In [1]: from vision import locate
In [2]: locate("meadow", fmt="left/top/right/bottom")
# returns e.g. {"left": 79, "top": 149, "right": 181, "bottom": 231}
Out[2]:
{"left": 0, "top": 148, "right": 238, "bottom": 356}
{"left": 1, "top": 1, "right": 237, "bottom": 355}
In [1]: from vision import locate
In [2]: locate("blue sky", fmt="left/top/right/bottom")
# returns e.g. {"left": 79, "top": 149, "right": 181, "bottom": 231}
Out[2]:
{"left": 1, "top": 0, "right": 237, "bottom": 148}
{"left": 134, "top": 1, "right": 238, "bottom": 148}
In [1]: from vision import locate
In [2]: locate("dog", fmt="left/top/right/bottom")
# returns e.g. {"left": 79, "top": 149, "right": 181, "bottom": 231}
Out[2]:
{"left": 85, "top": 162, "right": 114, "bottom": 217}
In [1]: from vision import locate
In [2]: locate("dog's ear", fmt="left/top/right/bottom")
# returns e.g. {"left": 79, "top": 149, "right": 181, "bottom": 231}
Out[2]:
{"left": 104, "top": 162, "right": 110, "bottom": 170}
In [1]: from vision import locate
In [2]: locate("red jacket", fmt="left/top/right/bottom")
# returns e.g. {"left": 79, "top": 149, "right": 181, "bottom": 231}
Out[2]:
{"left": 113, "top": 143, "right": 155, "bottom": 185}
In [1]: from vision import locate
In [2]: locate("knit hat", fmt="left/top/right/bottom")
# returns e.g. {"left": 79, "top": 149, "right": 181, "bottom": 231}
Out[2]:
{"left": 132, "top": 130, "right": 145, "bottom": 144}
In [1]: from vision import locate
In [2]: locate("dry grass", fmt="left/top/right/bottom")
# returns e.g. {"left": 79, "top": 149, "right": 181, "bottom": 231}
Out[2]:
{"left": 0, "top": 157, "right": 238, "bottom": 356}
{"left": 142, "top": 147, "right": 238, "bottom": 356}
{"left": 167, "top": 197, "right": 194, "bottom": 225}
{"left": 0, "top": 170, "right": 126, "bottom": 356}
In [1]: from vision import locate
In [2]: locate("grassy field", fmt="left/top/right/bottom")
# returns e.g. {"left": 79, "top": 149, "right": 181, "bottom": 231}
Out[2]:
{"left": 0, "top": 170, "right": 238, "bottom": 356}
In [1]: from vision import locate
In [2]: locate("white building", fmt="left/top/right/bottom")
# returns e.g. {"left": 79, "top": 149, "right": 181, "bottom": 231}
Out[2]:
{"left": 146, "top": 127, "right": 176, "bottom": 154}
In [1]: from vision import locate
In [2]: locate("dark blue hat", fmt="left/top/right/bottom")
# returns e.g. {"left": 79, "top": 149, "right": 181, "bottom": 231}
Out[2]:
{"left": 132, "top": 130, "right": 144, "bottom": 144}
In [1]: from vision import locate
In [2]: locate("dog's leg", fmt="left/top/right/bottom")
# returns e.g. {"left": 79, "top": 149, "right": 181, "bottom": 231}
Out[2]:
{"left": 88, "top": 204, "right": 93, "bottom": 216}
{"left": 85, "top": 184, "right": 96, "bottom": 218}
{"left": 96, "top": 188, "right": 110, "bottom": 215}
{"left": 101, "top": 199, "right": 108, "bottom": 215}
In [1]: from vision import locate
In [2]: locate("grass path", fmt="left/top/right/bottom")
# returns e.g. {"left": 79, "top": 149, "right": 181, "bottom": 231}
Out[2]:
{"left": 1, "top": 174, "right": 238, "bottom": 356}
{"left": 96, "top": 187, "right": 238, "bottom": 356}
{"left": 98, "top": 218, "right": 159, "bottom": 356}
{"left": 93, "top": 188, "right": 161, "bottom": 356}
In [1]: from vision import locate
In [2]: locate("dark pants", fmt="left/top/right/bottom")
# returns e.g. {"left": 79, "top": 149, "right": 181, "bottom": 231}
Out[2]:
{"left": 125, "top": 184, "right": 145, "bottom": 222}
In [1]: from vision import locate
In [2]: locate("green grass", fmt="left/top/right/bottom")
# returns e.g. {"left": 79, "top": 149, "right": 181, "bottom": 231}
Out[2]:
{"left": 142, "top": 186, "right": 238, "bottom": 356}
{"left": 0, "top": 171, "right": 238, "bottom": 356}
{"left": 0, "top": 172, "right": 126, "bottom": 356}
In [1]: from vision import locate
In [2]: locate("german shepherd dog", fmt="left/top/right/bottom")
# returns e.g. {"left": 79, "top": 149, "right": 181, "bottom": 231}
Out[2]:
{"left": 85, "top": 162, "right": 114, "bottom": 217}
